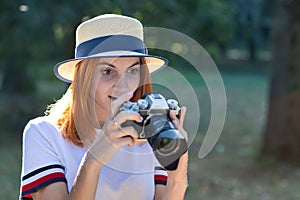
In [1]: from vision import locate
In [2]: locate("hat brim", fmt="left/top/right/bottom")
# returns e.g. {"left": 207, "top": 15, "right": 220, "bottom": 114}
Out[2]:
{"left": 54, "top": 51, "right": 168, "bottom": 83}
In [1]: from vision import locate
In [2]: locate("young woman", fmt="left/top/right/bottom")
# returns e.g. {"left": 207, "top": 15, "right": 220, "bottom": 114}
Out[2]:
{"left": 20, "top": 14, "right": 188, "bottom": 200}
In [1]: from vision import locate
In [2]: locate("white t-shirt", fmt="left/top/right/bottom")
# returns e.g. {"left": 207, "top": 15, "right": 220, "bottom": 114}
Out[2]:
{"left": 20, "top": 116, "right": 167, "bottom": 200}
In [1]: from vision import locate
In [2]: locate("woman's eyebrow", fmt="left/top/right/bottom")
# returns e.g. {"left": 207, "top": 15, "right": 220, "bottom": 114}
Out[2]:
{"left": 128, "top": 61, "right": 141, "bottom": 68}
{"left": 97, "top": 62, "right": 116, "bottom": 68}
{"left": 97, "top": 61, "right": 141, "bottom": 68}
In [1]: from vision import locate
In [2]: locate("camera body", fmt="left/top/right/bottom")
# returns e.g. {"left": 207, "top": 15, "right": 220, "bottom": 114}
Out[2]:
{"left": 120, "top": 94, "right": 188, "bottom": 170}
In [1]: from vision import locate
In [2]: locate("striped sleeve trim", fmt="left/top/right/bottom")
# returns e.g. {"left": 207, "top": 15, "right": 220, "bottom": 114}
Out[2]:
{"left": 154, "top": 166, "right": 168, "bottom": 185}
{"left": 155, "top": 175, "right": 168, "bottom": 185}
{"left": 21, "top": 164, "right": 67, "bottom": 199}
{"left": 22, "top": 164, "right": 64, "bottom": 181}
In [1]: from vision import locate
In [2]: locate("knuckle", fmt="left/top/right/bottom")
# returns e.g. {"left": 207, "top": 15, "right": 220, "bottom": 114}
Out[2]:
{"left": 123, "top": 126, "right": 138, "bottom": 137}
{"left": 119, "top": 110, "right": 140, "bottom": 120}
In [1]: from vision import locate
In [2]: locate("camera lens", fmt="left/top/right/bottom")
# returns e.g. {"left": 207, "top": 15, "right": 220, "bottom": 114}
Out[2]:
{"left": 148, "top": 126, "right": 187, "bottom": 170}
{"left": 159, "top": 138, "right": 171, "bottom": 148}
{"left": 156, "top": 137, "right": 179, "bottom": 157}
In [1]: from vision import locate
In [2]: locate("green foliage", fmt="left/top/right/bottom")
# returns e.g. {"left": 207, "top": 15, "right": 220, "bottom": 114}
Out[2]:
{"left": 105, "top": 0, "right": 236, "bottom": 53}
{"left": 0, "top": 0, "right": 272, "bottom": 128}
{"left": 0, "top": 0, "right": 270, "bottom": 93}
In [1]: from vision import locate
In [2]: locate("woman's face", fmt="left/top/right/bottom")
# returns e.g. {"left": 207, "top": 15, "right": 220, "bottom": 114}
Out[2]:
{"left": 93, "top": 57, "right": 141, "bottom": 124}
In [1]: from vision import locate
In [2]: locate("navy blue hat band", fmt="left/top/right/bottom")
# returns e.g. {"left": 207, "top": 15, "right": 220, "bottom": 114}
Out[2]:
{"left": 75, "top": 35, "right": 147, "bottom": 58}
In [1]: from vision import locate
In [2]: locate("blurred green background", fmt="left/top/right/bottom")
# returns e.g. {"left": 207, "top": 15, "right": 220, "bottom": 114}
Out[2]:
{"left": 1, "top": 0, "right": 300, "bottom": 199}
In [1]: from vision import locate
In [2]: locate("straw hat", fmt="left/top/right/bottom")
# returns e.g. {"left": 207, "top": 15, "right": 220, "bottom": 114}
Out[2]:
{"left": 54, "top": 14, "right": 168, "bottom": 83}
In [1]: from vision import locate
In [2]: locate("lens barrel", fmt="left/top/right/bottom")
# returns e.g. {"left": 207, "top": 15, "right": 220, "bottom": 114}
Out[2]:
{"left": 148, "top": 124, "right": 188, "bottom": 170}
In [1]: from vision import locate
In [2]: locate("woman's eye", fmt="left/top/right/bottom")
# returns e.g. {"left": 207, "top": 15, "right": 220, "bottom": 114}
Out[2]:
{"left": 101, "top": 68, "right": 113, "bottom": 75}
{"left": 128, "top": 67, "right": 140, "bottom": 74}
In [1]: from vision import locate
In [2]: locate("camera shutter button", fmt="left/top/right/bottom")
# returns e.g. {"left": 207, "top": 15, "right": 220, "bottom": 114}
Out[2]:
{"left": 167, "top": 99, "right": 178, "bottom": 110}
{"left": 137, "top": 99, "right": 149, "bottom": 110}
{"left": 131, "top": 104, "right": 140, "bottom": 112}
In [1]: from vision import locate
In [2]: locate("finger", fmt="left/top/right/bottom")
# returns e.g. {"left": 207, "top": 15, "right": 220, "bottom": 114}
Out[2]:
{"left": 172, "top": 119, "right": 188, "bottom": 141}
{"left": 169, "top": 110, "right": 180, "bottom": 130}
{"left": 116, "top": 136, "right": 136, "bottom": 148}
{"left": 104, "top": 111, "right": 142, "bottom": 134}
{"left": 109, "top": 126, "right": 139, "bottom": 143}
{"left": 179, "top": 106, "right": 187, "bottom": 125}
{"left": 114, "top": 110, "right": 143, "bottom": 125}
{"left": 120, "top": 126, "right": 139, "bottom": 142}
{"left": 97, "top": 127, "right": 137, "bottom": 150}
{"left": 171, "top": 118, "right": 180, "bottom": 129}
{"left": 110, "top": 92, "right": 134, "bottom": 116}
{"left": 179, "top": 151, "right": 189, "bottom": 166}
{"left": 169, "top": 110, "right": 178, "bottom": 121}
{"left": 170, "top": 106, "right": 186, "bottom": 125}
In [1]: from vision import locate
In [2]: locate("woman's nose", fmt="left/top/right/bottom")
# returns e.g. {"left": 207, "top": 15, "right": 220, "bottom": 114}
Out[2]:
{"left": 114, "top": 74, "right": 130, "bottom": 90}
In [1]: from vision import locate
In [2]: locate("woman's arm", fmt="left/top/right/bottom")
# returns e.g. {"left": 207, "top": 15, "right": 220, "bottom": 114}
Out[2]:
{"left": 31, "top": 153, "right": 102, "bottom": 200}
{"left": 154, "top": 184, "right": 165, "bottom": 200}
{"left": 31, "top": 182, "right": 68, "bottom": 200}
{"left": 68, "top": 153, "right": 103, "bottom": 199}
{"left": 153, "top": 152, "right": 189, "bottom": 200}
{"left": 31, "top": 112, "right": 142, "bottom": 199}
{"left": 30, "top": 128, "right": 138, "bottom": 200}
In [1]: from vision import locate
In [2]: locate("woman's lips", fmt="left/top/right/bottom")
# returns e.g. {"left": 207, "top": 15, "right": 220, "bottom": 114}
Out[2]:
{"left": 109, "top": 92, "right": 133, "bottom": 102}
{"left": 109, "top": 95, "right": 118, "bottom": 101}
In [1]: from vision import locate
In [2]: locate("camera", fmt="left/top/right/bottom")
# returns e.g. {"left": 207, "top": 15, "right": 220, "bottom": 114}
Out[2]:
{"left": 120, "top": 94, "right": 188, "bottom": 170}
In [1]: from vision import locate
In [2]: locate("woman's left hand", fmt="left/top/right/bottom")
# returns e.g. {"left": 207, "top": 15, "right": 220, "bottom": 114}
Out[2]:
{"left": 168, "top": 107, "right": 189, "bottom": 185}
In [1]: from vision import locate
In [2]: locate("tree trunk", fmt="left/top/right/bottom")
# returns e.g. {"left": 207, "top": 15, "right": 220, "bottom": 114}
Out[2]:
{"left": 262, "top": 0, "right": 300, "bottom": 165}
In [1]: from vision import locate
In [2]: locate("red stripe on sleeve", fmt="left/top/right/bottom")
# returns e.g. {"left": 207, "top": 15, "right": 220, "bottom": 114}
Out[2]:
{"left": 22, "top": 172, "right": 65, "bottom": 192}
{"left": 155, "top": 174, "right": 167, "bottom": 182}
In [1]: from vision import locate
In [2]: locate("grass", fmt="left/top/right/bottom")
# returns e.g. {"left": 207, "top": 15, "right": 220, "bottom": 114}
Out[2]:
{"left": 0, "top": 133, "right": 22, "bottom": 199}
{"left": 1, "top": 59, "right": 300, "bottom": 199}
{"left": 183, "top": 60, "right": 300, "bottom": 200}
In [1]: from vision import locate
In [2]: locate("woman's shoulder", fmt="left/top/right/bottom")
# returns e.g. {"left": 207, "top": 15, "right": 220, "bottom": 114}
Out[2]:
{"left": 25, "top": 115, "right": 57, "bottom": 129}
{"left": 23, "top": 115, "right": 60, "bottom": 139}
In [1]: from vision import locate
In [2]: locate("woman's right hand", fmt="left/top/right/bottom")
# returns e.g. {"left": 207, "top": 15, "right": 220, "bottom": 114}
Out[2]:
{"left": 87, "top": 92, "right": 143, "bottom": 167}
